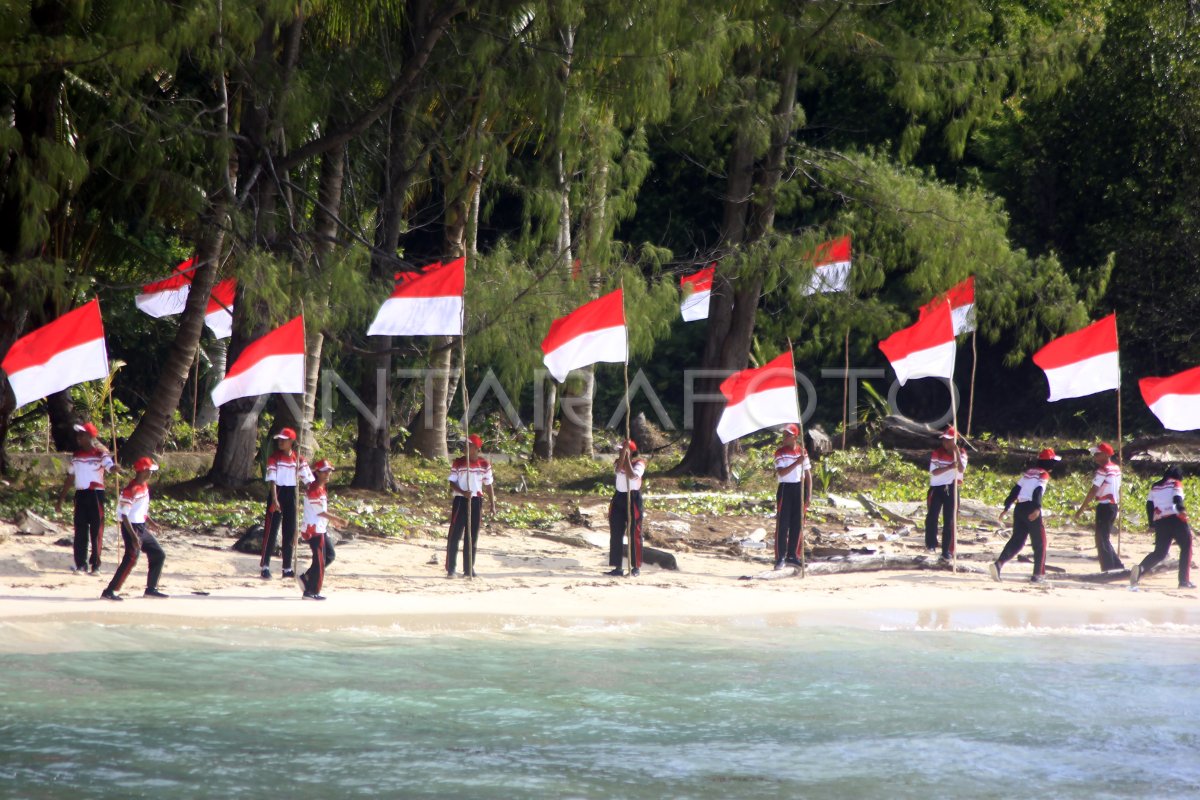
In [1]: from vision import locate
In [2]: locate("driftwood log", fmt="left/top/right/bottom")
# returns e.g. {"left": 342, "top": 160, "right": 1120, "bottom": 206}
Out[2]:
{"left": 530, "top": 530, "right": 679, "bottom": 570}
{"left": 739, "top": 554, "right": 987, "bottom": 580}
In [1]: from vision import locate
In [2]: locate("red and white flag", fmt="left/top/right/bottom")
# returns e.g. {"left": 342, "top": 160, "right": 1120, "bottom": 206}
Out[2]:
{"left": 1140, "top": 366, "right": 1200, "bottom": 431}
{"left": 135, "top": 257, "right": 196, "bottom": 318}
{"left": 204, "top": 277, "right": 236, "bottom": 339}
{"left": 367, "top": 258, "right": 464, "bottom": 337}
{"left": 541, "top": 288, "right": 627, "bottom": 382}
{"left": 716, "top": 351, "right": 800, "bottom": 443}
{"left": 1031, "top": 314, "right": 1119, "bottom": 402}
{"left": 878, "top": 302, "right": 956, "bottom": 386}
{"left": 680, "top": 263, "right": 715, "bottom": 322}
{"left": 1, "top": 299, "right": 109, "bottom": 410}
{"left": 919, "top": 275, "right": 975, "bottom": 335}
{"left": 802, "top": 235, "right": 851, "bottom": 296}
{"left": 210, "top": 316, "right": 305, "bottom": 407}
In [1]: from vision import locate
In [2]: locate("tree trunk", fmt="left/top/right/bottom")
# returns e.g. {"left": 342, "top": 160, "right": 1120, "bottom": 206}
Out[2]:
{"left": 123, "top": 219, "right": 225, "bottom": 462}
{"left": 207, "top": 285, "right": 267, "bottom": 487}
{"left": 555, "top": 370, "right": 595, "bottom": 456}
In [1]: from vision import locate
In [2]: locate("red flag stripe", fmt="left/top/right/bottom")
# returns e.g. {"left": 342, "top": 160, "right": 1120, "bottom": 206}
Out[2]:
{"left": 680, "top": 264, "right": 715, "bottom": 293}
{"left": 1140, "top": 366, "right": 1200, "bottom": 407}
{"left": 206, "top": 278, "right": 237, "bottom": 313}
{"left": 388, "top": 257, "right": 464, "bottom": 299}
{"left": 1, "top": 300, "right": 105, "bottom": 374}
{"left": 140, "top": 257, "right": 196, "bottom": 294}
{"left": 1031, "top": 314, "right": 1118, "bottom": 371}
{"left": 720, "top": 351, "right": 796, "bottom": 407}
{"left": 223, "top": 316, "right": 305, "bottom": 381}
{"left": 810, "top": 235, "right": 851, "bottom": 267}
{"left": 541, "top": 289, "right": 625, "bottom": 355}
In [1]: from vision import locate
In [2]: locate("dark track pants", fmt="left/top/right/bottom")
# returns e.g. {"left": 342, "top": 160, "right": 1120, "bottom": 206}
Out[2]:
{"left": 925, "top": 483, "right": 957, "bottom": 557}
{"left": 1094, "top": 503, "right": 1124, "bottom": 571}
{"left": 775, "top": 483, "right": 806, "bottom": 564}
{"left": 997, "top": 501, "right": 1047, "bottom": 578}
{"left": 261, "top": 485, "right": 297, "bottom": 571}
{"left": 105, "top": 521, "right": 165, "bottom": 594}
{"left": 1139, "top": 516, "right": 1193, "bottom": 586}
{"left": 446, "top": 495, "right": 482, "bottom": 574}
{"left": 609, "top": 490, "right": 644, "bottom": 569}
{"left": 300, "top": 532, "right": 335, "bottom": 594}
{"left": 73, "top": 489, "right": 106, "bottom": 571}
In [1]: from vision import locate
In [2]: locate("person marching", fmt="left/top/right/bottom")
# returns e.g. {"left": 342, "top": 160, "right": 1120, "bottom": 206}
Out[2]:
{"left": 445, "top": 434, "right": 495, "bottom": 578}
{"left": 1131, "top": 466, "right": 1196, "bottom": 590}
{"left": 260, "top": 427, "right": 313, "bottom": 580}
{"left": 607, "top": 440, "right": 647, "bottom": 577}
{"left": 102, "top": 457, "right": 168, "bottom": 601}
{"left": 56, "top": 421, "right": 117, "bottom": 574}
{"left": 773, "top": 424, "right": 812, "bottom": 571}
{"left": 925, "top": 425, "right": 967, "bottom": 560}
{"left": 297, "top": 459, "right": 346, "bottom": 600}
{"left": 1071, "top": 442, "right": 1125, "bottom": 572}
{"left": 991, "top": 448, "right": 1061, "bottom": 584}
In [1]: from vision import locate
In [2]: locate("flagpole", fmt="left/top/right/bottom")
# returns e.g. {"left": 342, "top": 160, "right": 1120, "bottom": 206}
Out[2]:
{"left": 108, "top": 382, "right": 119, "bottom": 562}
{"left": 621, "top": 278, "right": 634, "bottom": 576}
{"left": 949, "top": 376, "right": 960, "bottom": 575}
{"left": 1115, "top": 317, "right": 1123, "bottom": 558}
{"left": 291, "top": 313, "right": 306, "bottom": 578}
{"left": 966, "top": 329, "right": 977, "bottom": 438}
{"left": 460, "top": 278, "right": 475, "bottom": 580}
{"left": 788, "top": 337, "right": 806, "bottom": 579}
{"left": 841, "top": 327, "right": 850, "bottom": 450}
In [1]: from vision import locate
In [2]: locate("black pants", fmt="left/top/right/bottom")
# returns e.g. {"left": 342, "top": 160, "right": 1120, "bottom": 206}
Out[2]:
{"left": 925, "top": 483, "right": 957, "bottom": 556}
{"left": 300, "top": 532, "right": 335, "bottom": 594}
{"left": 446, "top": 495, "right": 482, "bottom": 574}
{"left": 1139, "top": 516, "right": 1193, "bottom": 586}
{"left": 775, "top": 483, "right": 806, "bottom": 564}
{"left": 609, "top": 490, "right": 644, "bottom": 569}
{"left": 997, "top": 501, "right": 1047, "bottom": 577}
{"left": 73, "top": 489, "right": 106, "bottom": 570}
{"left": 1094, "top": 504, "right": 1124, "bottom": 571}
{"left": 105, "top": 521, "right": 165, "bottom": 594}
{"left": 261, "top": 485, "right": 297, "bottom": 570}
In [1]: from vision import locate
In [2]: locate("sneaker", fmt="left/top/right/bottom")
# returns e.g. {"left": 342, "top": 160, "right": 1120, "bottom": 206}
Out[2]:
{"left": 926, "top": 548, "right": 938, "bottom": 554}
{"left": 774, "top": 560, "right": 786, "bottom": 571}
{"left": 1180, "top": 581, "right": 1197, "bottom": 589}
{"left": 605, "top": 568, "right": 624, "bottom": 577}
{"left": 89, "top": 565, "right": 100, "bottom": 574}
{"left": 1030, "top": 575, "right": 1047, "bottom": 584}
{"left": 71, "top": 565, "right": 86, "bottom": 574}
{"left": 282, "top": 569, "right": 295, "bottom": 579}
{"left": 1130, "top": 564, "right": 1141, "bottom": 587}
{"left": 988, "top": 562, "right": 1001, "bottom": 582}
{"left": 260, "top": 567, "right": 271, "bottom": 579}
{"left": 302, "top": 592, "right": 326, "bottom": 601}
{"left": 784, "top": 557, "right": 803, "bottom": 568}
{"left": 295, "top": 574, "right": 308, "bottom": 593}
{"left": 630, "top": 568, "right": 640, "bottom": 577}
{"left": 445, "top": 569, "right": 457, "bottom": 578}
{"left": 100, "top": 589, "right": 121, "bottom": 601}
{"left": 143, "top": 588, "right": 169, "bottom": 598}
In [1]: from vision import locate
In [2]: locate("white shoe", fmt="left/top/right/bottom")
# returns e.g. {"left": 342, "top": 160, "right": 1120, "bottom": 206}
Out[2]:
{"left": 1130, "top": 564, "right": 1141, "bottom": 587}
{"left": 988, "top": 562, "right": 1001, "bottom": 583}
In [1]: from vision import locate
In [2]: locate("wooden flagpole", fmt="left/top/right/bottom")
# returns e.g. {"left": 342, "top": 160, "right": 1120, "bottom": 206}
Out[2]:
{"left": 108, "top": 383, "right": 120, "bottom": 561}
{"left": 841, "top": 327, "right": 850, "bottom": 449}
{"left": 461, "top": 309, "right": 475, "bottom": 579}
{"left": 949, "top": 376, "right": 960, "bottom": 574}
{"left": 788, "top": 337, "right": 807, "bottom": 578}
{"left": 1114, "top": 318, "right": 1124, "bottom": 558}
{"left": 966, "top": 329, "right": 978, "bottom": 438}
{"left": 621, "top": 277, "right": 634, "bottom": 576}
{"left": 290, "top": 312, "right": 306, "bottom": 578}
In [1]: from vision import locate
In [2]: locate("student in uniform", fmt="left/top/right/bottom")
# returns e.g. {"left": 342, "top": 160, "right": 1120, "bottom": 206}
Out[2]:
{"left": 260, "top": 427, "right": 314, "bottom": 580}
{"left": 925, "top": 425, "right": 967, "bottom": 560}
{"left": 445, "top": 434, "right": 495, "bottom": 578}
{"left": 773, "top": 424, "right": 812, "bottom": 571}
{"left": 991, "top": 448, "right": 1061, "bottom": 584}
{"left": 102, "top": 457, "right": 168, "bottom": 601}
{"left": 1131, "top": 466, "right": 1196, "bottom": 589}
{"left": 297, "top": 459, "right": 346, "bottom": 600}
{"left": 1071, "top": 442, "right": 1125, "bottom": 571}
{"left": 607, "top": 440, "right": 646, "bottom": 577}
{"left": 56, "top": 421, "right": 117, "bottom": 574}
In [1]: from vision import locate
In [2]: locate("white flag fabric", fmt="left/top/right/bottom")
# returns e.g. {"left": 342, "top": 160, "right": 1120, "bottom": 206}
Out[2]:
{"left": 1, "top": 299, "right": 110, "bottom": 410}
{"left": 802, "top": 236, "right": 851, "bottom": 296}
{"left": 540, "top": 289, "right": 627, "bottom": 383}
{"left": 1031, "top": 314, "right": 1120, "bottom": 402}
{"left": 1140, "top": 366, "right": 1200, "bottom": 431}
{"left": 210, "top": 316, "right": 306, "bottom": 407}
{"left": 878, "top": 303, "right": 957, "bottom": 386}
{"left": 920, "top": 276, "right": 975, "bottom": 335}
{"left": 367, "top": 258, "right": 464, "bottom": 337}
{"left": 204, "top": 277, "right": 236, "bottom": 339}
{"left": 135, "top": 257, "right": 195, "bottom": 318}
{"left": 716, "top": 351, "right": 800, "bottom": 443}
{"left": 680, "top": 264, "right": 714, "bottom": 322}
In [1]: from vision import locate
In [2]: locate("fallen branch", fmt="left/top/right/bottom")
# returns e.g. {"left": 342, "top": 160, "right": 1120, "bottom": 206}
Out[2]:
{"left": 739, "top": 554, "right": 987, "bottom": 580}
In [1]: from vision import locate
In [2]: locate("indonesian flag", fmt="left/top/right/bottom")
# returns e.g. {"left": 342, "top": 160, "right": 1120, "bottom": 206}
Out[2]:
{"left": 210, "top": 316, "right": 306, "bottom": 407}
{"left": 204, "top": 278, "right": 236, "bottom": 339}
{"left": 1, "top": 299, "right": 109, "bottom": 410}
{"left": 878, "top": 302, "right": 956, "bottom": 386}
{"left": 716, "top": 351, "right": 800, "bottom": 443}
{"left": 541, "top": 288, "right": 627, "bottom": 383}
{"left": 1141, "top": 366, "right": 1200, "bottom": 431}
{"left": 367, "top": 257, "right": 464, "bottom": 337}
{"left": 1031, "top": 314, "right": 1120, "bottom": 402}
{"left": 135, "top": 257, "right": 196, "bottom": 318}
{"left": 680, "top": 264, "right": 715, "bottom": 322}
{"left": 802, "top": 235, "right": 851, "bottom": 296}
{"left": 919, "top": 276, "right": 976, "bottom": 335}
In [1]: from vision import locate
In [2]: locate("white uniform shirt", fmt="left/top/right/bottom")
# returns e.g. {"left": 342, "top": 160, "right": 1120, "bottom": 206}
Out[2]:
{"left": 1149, "top": 479, "right": 1184, "bottom": 520}
{"left": 1092, "top": 462, "right": 1121, "bottom": 505}
{"left": 774, "top": 447, "right": 811, "bottom": 484}
{"left": 615, "top": 460, "right": 646, "bottom": 492}
{"left": 265, "top": 451, "right": 314, "bottom": 487}
{"left": 68, "top": 448, "right": 115, "bottom": 490}
{"left": 449, "top": 457, "right": 494, "bottom": 497}
{"left": 118, "top": 482, "right": 150, "bottom": 523}
{"left": 1015, "top": 468, "right": 1050, "bottom": 503}
{"left": 303, "top": 485, "right": 328, "bottom": 536}
{"left": 929, "top": 447, "right": 968, "bottom": 487}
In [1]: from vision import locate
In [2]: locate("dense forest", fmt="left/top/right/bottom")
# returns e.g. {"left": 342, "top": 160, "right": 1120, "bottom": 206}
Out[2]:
{"left": 2, "top": 0, "right": 1198, "bottom": 484}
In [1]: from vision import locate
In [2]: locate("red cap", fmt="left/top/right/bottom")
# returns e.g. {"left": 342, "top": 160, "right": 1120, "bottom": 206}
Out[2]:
{"left": 1090, "top": 442, "right": 1115, "bottom": 456}
{"left": 312, "top": 458, "right": 335, "bottom": 472}
{"left": 133, "top": 456, "right": 159, "bottom": 472}
{"left": 467, "top": 434, "right": 483, "bottom": 448}
{"left": 625, "top": 440, "right": 638, "bottom": 453}
{"left": 783, "top": 424, "right": 800, "bottom": 437}
{"left": 941, "top": 426, "right": 957, "bottom": 439}
{"left": 274, "top": 427, "right": 297, "bottom": 441}
{"left": 1038, "top": 448, "right": 1062, "bottom": 462}
{"left": 74, "top": 422, "right": 100, "bottom": 438}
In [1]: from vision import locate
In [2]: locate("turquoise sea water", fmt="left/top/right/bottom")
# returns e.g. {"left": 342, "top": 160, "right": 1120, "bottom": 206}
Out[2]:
{"left": 1, "top": 619, "right": 1197, "bottom": 799}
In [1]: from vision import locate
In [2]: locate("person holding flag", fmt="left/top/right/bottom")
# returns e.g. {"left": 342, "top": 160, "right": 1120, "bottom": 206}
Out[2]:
{"left": 925, "top": 425, "right": 966, "bottom": 560}
{"left": 1131, "top": 466, "right": 1196, "bottom": 590}
{"left": 991, "top": 448, "right": 1061, "bottom": 584}
{"left": 1071, "top": 442, "right": 1125, "bottom": 572}
{"left": 445, "top": 434, "right": 495, "bottom": 578}
{"left": 607, "top": 440, "right": 647, "bottom": 577}
{"left": 260, "top": 427, "right": 314, "bottom": 580}
{"left": 102, "top": 457, "right": 168, "bottom": 601}
{"left": 297, "top": 459, "right": 346, "bottom": 600}
{"left": 56, "top": 422, "right": 117, "bottom": 574}
{"left": 773, "top": 424, "right": 812, "bottom": 571}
